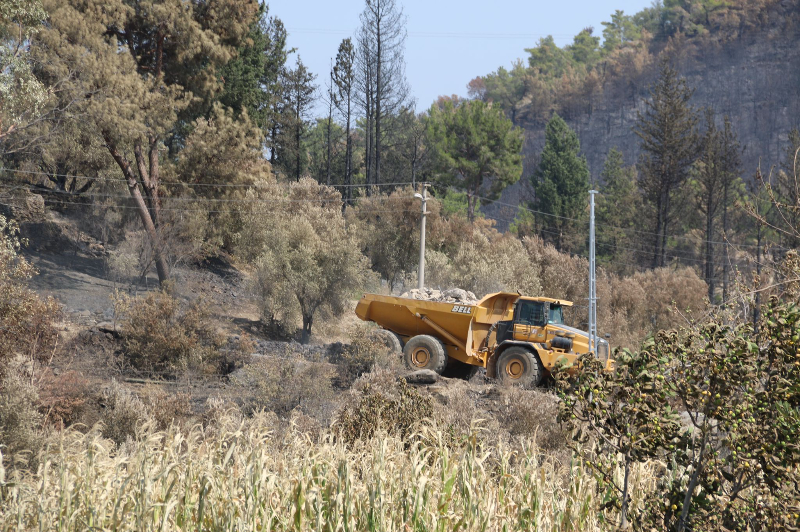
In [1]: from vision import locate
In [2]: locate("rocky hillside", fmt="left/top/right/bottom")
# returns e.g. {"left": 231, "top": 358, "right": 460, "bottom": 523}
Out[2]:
{"left": 534, "top": 30, "right": 800, "bottom": 181}
{"left": 487, "top": 15, "right": 800, "bottom": 218}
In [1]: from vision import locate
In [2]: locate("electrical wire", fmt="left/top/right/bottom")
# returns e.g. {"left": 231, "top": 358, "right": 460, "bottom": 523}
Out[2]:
{"left": 2, "top": 167, "right": 417, "bottom": 189}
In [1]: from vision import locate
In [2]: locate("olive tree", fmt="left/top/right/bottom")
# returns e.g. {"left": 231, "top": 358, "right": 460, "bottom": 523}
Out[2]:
{"left": 246, "top": 179, "right": 374, "bottom": 343}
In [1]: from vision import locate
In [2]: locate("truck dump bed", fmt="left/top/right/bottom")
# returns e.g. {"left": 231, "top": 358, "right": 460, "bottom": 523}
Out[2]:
{"left": 355, "top": 292, "right": 520, "bottom": 366}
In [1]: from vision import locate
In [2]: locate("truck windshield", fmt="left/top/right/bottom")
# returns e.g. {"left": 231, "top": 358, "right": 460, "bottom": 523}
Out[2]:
{"left": 548, "top": 305, "right": 564, "bottom": 325}
{"left": 515, "top": 300, "right": 546, "bottom": 327}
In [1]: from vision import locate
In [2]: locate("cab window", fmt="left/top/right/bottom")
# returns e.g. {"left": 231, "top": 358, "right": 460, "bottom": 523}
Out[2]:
{"left": 515, "top": 300, "right": 546, "bottom": 327}
{"left": 548, "top": 305, "right": 564, "bottom": 325}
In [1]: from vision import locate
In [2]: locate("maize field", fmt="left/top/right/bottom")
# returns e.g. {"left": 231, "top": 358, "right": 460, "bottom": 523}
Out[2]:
{"left": 0, "top": 412, "right": 662, "bottom": 531}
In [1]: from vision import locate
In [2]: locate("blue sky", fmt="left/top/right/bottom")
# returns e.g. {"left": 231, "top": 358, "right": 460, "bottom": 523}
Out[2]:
{"left": 269, "top": 0, "right": 657, "bottom": 115}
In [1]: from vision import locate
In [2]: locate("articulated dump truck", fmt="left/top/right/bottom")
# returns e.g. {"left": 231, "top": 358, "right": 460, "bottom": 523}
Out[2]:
{"left": 355, "top": 292, "right": 612, "bottom": 387}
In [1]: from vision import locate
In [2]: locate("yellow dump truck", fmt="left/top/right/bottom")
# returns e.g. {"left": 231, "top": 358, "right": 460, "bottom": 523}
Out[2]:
{"left": 355, "top": 291, "right": 611, "bottom": 387}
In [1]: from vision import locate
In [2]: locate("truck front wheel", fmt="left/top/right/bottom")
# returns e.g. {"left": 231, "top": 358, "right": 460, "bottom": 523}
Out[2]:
{"left": 403, "top": 335, "right": 448, "bottom": 374}
{"left": 496, "top": 347, "right": 543, "bottom": 387}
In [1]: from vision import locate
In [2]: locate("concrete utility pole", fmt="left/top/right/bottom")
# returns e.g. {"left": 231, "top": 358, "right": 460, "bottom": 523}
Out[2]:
{"left": 588, "top": 189, "right": 598, "bottom": 357}
{"left": 415, "top": 184, "right": 429, "bottom": 290}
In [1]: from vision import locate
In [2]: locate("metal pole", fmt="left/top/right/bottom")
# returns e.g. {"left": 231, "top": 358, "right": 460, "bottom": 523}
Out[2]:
{"left": 418, "top": 184, "right": 428, "bottom": 290}
{"left": 589, "top": 189, "right": 598, "bottom": 357}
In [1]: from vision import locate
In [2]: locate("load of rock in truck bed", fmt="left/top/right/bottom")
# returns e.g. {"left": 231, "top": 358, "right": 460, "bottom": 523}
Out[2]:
{"left": 400, "top": 287, "right": 479, "bottom": 305}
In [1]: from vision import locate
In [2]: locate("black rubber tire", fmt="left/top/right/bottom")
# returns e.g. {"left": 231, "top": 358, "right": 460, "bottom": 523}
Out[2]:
{"left": 441, "top": 358, "right": 479, "bottom": 380}
{"left": 403, "top": 335, "right": 448, "bottom": 374}
{"left": 496, "top": 347, "right": 544, "bottom": 388}
{"left": 371, "top": 328, "right": 403, "bottom": 355}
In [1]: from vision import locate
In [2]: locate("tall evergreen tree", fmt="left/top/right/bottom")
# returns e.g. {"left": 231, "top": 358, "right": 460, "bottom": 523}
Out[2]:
{"left": 356, "top": 0, "right": 408, "bottom": 188}
{"left": 531, "top": 113, "right": 590, "bottom": 251}
{"left": 596, "top": 147, "right": 642, "bottom": 272}
{"left": 33, "top": 0, "right": 258, "bottom": 284}
{"left": 216, "top": 3, "right": 289, "bottom": 132}
{"left": 333, "top": 38, "right": 356, "bottom": 204}
{"left": 426, "top": 99, "right": 523, "bottom": 223}
{"left": 693, "top": 110, "right": 725, "bottom": 301}
{"left": 635, "top": 59, "right": 700, "bottom": 268}
{"left": 279, "top": 56, "right": 316, "bottom": 180}
{"left": 718, "top": 115, "right": 741, "bottom": 301}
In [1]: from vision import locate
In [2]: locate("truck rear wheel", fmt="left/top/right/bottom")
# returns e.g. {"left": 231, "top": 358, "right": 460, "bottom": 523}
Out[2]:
{"left": 371, "top": 328, "right": 403, "bottom": 355}
{"left": 403, "top": 335, "right": 448, "bottom": 374}
{"left": 496, "top": 347, "right": 543, "bottom": 387}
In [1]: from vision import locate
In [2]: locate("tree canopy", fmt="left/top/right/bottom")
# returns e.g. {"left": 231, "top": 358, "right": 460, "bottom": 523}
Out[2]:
{"left": 426, "top": 99, "right": 523, "bottom": 222}
{"left": 531, "top": 113, "right": 590, "bottom": 251}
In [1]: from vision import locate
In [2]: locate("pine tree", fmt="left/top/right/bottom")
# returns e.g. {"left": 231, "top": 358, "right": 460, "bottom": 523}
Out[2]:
{"left": 531, "top": 113, "right": 590, "bottom": 251}
{"left": 278, "top": 56, "right": 316, "bottom": 181}
{"left": 718, "top": 115, "right": 741, "bottom": 300}
{"left": 33, "top": 0, "right": 258, "bottom": 284}
{"left": 693, "top": 110, "right": 725, "bottom": 301}
{"left": 356, "top": 0, "right": 409, "bottom": 188}
{"left": 635, "top": 59, "right": 700, "bottom": 269}
{"left": 596, "top": 147, "right": 642, "bottom": 272}
{"left": 216, "top": 4, "right": 289, "bottom": 131}
{"left": 333, "top": 38, "right": 356, "bottom": 204}
{"left": 426, "top": 99, "right": 523, "bottom": 223}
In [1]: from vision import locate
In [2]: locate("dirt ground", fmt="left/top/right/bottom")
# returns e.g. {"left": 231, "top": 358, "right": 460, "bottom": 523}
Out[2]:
{"left": 18, "top": 207, "right": 557, "bottom": 438}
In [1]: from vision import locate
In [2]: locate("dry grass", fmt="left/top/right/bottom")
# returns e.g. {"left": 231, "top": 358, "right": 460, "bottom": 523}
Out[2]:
{"left": 0, "top": 408, "right": 663, "bottom": 532}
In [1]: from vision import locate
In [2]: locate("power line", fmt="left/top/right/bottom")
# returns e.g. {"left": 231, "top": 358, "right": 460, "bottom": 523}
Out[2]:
{"left": 0, "top": 183, "right": 415, "bottom": 205}
{"left": 0, "top": 195, "right": 418, "bottom": 216}
{"left": 4, "top": 173, "right": 788, "bottom": 254}
{"left": 465, "top": 189, "right": 791, "bottom": 252}
{"left": 286, "top": 27, "right": 575, "bottom": 39}
{"left": 2, "top": 168, "right": 416, "bottom": 189}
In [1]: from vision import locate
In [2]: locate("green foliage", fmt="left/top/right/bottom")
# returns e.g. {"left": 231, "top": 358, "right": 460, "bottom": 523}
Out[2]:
{"left": 0, "top": 0, "right": 47, "bottom": 147}
{"left": 560, "top": 292, "right": 800, "bottom": 531}
{"left": 635, "top": 59, "right": 700, "bottom": 268}
{"left": 601, "top": 10, "right": 642, "bottom": 52}
{"left": 216, "top": 3, "right": 288, "bottom": 131}
{"left": 531, "top": 113, "right": 590, "bottom": 252}
{"left": 479, "top": 60, "right": 527, "bottom": 124}
{"left": 245, "top": 179, "right": 373, "bottom": 343}
{"left": 556, "top": 346, "right": 681, "bottom": 528}
{"left": 596, "top": 147, "right": 643, "bottom": 272}
{"left": 475, "top": 1, "right": 785, "bottom": 126}
{"left": 525, "top": 36, "right": 574, "bottom": 78}
{"left": 273, "top": 56, "right": 317, "bottom": 180}
{"left": 567, "top": 28, "right": 602, "bottom": 67}
{"left": 426, "top": 99, "right": 523, "bottom": 222}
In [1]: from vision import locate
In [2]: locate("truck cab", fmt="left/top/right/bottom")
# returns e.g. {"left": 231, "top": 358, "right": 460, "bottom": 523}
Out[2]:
{"left": 488, "top": 296, "right": 610, "bottom": 385}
